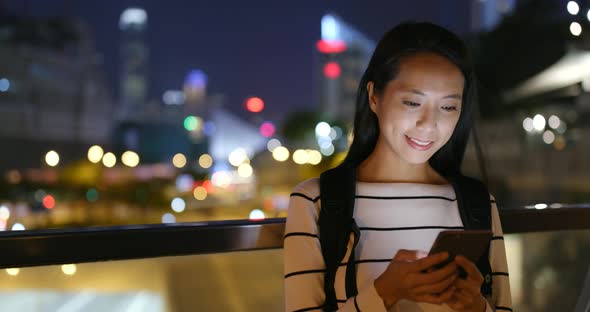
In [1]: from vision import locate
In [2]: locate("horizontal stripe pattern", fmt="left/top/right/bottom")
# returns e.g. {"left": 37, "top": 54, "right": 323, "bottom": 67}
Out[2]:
{"left": 290, "top": 192, "right": 320, "bottom": 203}
{"left": 285, "top": 178, "right": 512, "bottom": 311}
{"left": 284, "top": 232, "right": 318, "bottom": 239}
{"left": 284, "top": 269, "right": 325, "bottom": 279}
{"left": 293, "top": 305, "right": 323, "bottom": 312}
{"left": 356, "top": 195, "right": 456, "bottom": 201}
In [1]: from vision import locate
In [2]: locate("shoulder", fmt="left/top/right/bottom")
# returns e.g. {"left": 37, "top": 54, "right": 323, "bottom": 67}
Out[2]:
{"left": 286, "top": 178, "right": 321, "bottom": 231}
{"left": 291, "top": 178, "right": 320, "bottom": 201}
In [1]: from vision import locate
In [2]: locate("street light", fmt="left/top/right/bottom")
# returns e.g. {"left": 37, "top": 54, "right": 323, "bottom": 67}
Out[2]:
{"left": 570, "top": 22, "right": 582, "bottom": 36}
{"left": 568, "top": 1, "right": 580, "bottom": 15}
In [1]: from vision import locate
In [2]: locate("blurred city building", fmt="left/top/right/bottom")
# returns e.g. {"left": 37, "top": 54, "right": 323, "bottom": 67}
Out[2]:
{"left": 0, "top": 15, "right": 115, "bottom": 172}
{"left": 118, "top": 7, "right": 149, "bottom": 122}
{"left": 315, "top": 14, "right": 374, "bottom": 124}
{"left": 470, "top": 0, "right": 517, "bottom": 32}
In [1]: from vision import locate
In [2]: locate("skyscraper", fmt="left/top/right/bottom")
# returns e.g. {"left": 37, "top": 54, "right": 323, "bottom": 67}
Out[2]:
{"left": 316, "top": 14, "right": 374, "bottom": 125}
{"left": 118, "top": 7, "right": 149, "bottom": 121}
{"left": 470, "top": 0, "right": 516, "bottom": 32}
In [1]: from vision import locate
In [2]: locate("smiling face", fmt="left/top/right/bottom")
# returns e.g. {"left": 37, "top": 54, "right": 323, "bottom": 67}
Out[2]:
{"left": 368, "top": 52, "right": 465, "bottom": 167}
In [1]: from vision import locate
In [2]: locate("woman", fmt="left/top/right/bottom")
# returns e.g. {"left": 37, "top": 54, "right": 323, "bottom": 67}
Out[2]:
{"left": 284, "top": 22, "right": 512, "bottom": 311}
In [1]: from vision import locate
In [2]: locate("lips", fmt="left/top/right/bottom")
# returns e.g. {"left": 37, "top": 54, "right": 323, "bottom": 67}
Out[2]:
{"left": 405, "top": 135, "right": 434, "bottom": 151}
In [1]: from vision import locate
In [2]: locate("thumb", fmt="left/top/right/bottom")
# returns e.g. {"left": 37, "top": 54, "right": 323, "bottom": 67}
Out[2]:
{"left": 394, "top": 249, "right": 428, "bottom": 262}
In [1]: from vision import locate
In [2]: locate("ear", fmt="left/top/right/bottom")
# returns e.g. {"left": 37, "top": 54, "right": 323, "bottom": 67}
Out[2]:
{"left": 367, "top": 81, "right": 378, "bottom": 113}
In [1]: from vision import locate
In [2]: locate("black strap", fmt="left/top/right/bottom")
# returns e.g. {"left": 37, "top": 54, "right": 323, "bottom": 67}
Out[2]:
{"left": 451, "top": 175, "right": 493, "bottom": 295}
{"left": 319, "top": 164, "right": 357, "bottom": 311}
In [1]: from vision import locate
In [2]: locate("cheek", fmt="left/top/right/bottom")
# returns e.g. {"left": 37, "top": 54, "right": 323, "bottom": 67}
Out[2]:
{"left": 440, "top": 117, "right": 460, "bottom": 140}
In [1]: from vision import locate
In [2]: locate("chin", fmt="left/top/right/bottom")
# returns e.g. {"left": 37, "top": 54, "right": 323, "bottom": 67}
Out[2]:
{"left": 402, "top": 152, "right": 433, "bottom": 165}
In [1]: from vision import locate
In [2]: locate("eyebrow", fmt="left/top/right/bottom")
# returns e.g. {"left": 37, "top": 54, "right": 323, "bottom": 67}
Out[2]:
{"left": 406, "top": 89, "right": 462, "bottom": 100}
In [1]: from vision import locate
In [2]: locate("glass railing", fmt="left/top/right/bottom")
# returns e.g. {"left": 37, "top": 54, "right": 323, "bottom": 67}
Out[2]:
{"left": 2, "top": 207, "right": 590, "bottom": 311}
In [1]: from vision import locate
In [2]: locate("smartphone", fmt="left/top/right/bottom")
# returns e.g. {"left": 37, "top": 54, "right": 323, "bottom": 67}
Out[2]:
{"left": 428, "top": 230, "right": 493, "bottom": 274}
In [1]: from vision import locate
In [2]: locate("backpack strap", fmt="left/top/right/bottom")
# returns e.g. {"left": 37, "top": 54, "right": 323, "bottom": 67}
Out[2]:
{"left": 451, "top": 175, "right": 493, "bottom": 296}
{"left": 319, "top": 163, "right": 359, "bottom": 310}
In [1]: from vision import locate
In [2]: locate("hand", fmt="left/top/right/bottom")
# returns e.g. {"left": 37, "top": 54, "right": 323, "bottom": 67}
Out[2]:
{"left": 446, "top": 255, "right": 487, "bottom": 312}
{"left": 374, "top": 249, "right": 459, "bottom": 309}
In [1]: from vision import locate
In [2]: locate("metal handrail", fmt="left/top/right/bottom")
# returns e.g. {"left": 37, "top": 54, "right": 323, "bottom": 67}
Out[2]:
{"left": 1, "top": 207, "right": 590, "bottom": 269}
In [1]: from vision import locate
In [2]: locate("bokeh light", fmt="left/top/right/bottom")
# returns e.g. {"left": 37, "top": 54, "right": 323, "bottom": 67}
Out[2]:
{"left": 198, "top": 154, "right": 213, "bottom": 169}
{"left": 237, "top": 163, "right": 253, "bottom": 178}
{"left": 246, "top": 97, "right": 265, "bottom": 113}
{"left": 162, "top": 213, "right": 176, "bottom": 223}
{"left": 522, "top": 117, "right": 534, "bottom": 132}
{"left": 548, "top": 115, "right": 561, "bottom": 129}
{"left": 61, "top": 264, "right": 77, "bottom": 275}
{"left": 570, "top": 22, "right": 582, "bottom": 36}
{"left": 193, "top": 186, "right": 207, "bottom": 200}
{"left": 568, "top": 1, "right": 580, "bottom": 15}
{"left": 259, "top": 122, "right": 275, "bottom": 138}
{"left": 45, "top": 151, "right": 60, "bottom": 167}
{"left": 184, "top": 116, "right": 202, "bottom": 131}
{"left": 543, "top": 130, "right": 555, "bottom": 144}
{"left": 172, "top": 153, "right": 187, "bottom": 168}
{"left": 0, "top": 205, "right": 9, "bottom": 220}
{"left": 307, "top": 150, "right": 322, "bottom": 165}
{"left": 249, "top": 209, "right": 265, "bottom": 220}
{"left": 43, "top": 195, "right": 55, "bottom": 209}
{"left": 229, "top": 148, "right": 248, "bottom": 167}
{"left": 267, "top": 138, "right": 281, "bottom": 152}
{"left": 0, "top": 78, "right": 10, "bottom": 92}
{"left": 5, "top": 268, "right": 19, "bottom": 276}
{"left": 323, "top": 62, "right": 341, "bottom": 79}
{"left": 87, "top": 145, "right": 104, "bottom": 163}
{"left": 175, "top": 174, "right": 194, "bottom": 192}
{"left": 11, "top": 223, "right": 25, "bottom": 231}
{"left": 121, "top": 151, "right": 140, "bottom": 167}
{"left": 171, "top": 197, "right": 186, "bottom": 213}
{"left": 272, "top": 146, "right": 290, "bottom": 162}
{"left": 533, "top": 114, "right": 546, "bottom": 131}
{"left": 102, "top": 152, "right": 117, "bottom": 167}
{"left": 315, "top": 122, "right": 331, "bottom": 137}
{"left": 293, "top": 149, "right": 309, "bottom": 165}
{"left": 86, "top": 189, "right": 99, "bottom": 202}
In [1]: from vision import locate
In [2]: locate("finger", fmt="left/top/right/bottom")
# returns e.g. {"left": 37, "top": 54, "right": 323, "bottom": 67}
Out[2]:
{"left": 453, "top": 277, "right": 481, "bottom": 296}
{"left": 447, "top": 301, "right": 465, "bottom": 311}
{"left": 415, "top": 285, "right": 456, "bottom": 305}
{"left": 394, "top": 249, "right": 428, "bottom": 262}
{"left": 455, "top": 256, "right": 484, "bottom": 283}
{"left": 410, "top": 252, "right": 450, "bottom": 272}
{"left": 451, "top": 288, "right": 474, "bottom": 305}
{"left": 411, "top": 272, "right": 457, "bottom": 295}
{"left": 412, "top": 260, "right": 458, "bottom": 286}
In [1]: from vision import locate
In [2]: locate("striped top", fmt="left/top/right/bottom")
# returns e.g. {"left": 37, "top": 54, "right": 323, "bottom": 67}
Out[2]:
{"left": 284, "top": 178, "right": 512, "bottom": 312}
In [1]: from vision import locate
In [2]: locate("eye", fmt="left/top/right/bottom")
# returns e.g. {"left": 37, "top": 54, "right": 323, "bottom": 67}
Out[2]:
{"left": 403, "top": 100, "right": 420, "bottom": 107}
{"left": 442, "top": 105, "right": 458, "bottom": 112}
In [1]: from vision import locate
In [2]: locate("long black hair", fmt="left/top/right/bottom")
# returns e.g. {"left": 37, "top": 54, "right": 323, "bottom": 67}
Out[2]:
{"left": 343, "top": 21, "right": 479, "bottom": 179}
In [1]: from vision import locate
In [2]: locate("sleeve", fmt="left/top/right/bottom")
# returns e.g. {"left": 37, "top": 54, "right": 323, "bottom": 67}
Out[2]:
{"left": 284, "top": 179, "right": 388, "bottom": 312}
{"left": 484, "top": 196, "right": 513, "bottom": 311}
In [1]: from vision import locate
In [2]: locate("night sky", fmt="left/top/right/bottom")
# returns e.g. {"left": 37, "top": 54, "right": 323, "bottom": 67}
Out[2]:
{"left": 1, "top": 0, "right": 470, "bottom": 122}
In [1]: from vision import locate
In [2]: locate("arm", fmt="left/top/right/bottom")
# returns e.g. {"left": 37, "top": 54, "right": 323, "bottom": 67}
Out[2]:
{"left": 284, "top": 180, "right": 388, "bottom": 312}
{"left": 488, "top": 200, "right": 513, "bottom": 311}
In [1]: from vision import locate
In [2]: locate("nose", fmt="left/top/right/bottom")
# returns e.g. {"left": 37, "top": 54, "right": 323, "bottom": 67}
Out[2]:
{"left": 416, "top": 106, "right": 437, "bottom": 131}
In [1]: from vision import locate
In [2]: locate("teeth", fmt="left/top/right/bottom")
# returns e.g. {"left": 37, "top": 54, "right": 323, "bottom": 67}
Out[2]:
{"left": 410, "top": 137, "right": 432, "bottom": 146}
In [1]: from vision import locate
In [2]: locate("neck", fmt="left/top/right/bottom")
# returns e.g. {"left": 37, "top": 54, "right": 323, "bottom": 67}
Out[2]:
{"left": 356, "top": 141, "right": 447, "bottom": 185}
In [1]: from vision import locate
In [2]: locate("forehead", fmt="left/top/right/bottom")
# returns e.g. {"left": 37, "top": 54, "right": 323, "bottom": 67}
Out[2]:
{"left": 389, "top": 53, "right": 465, "bottom": 93}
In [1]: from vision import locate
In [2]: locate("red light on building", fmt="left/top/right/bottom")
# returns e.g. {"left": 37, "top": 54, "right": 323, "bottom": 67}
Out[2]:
{"left": 323, "top": 62, "right": 341, "bottom": 79}
{"left": 43, "top": 195, "right": 55, "bottom": 209}
{"left": 245, "top": 97, "right": 264, "bottom": 113}
{"left": 259, "top": 122, "right": 275, "bottom": 138}
{"left": 316, "top": 40, "right": 347, "bottom": 54}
